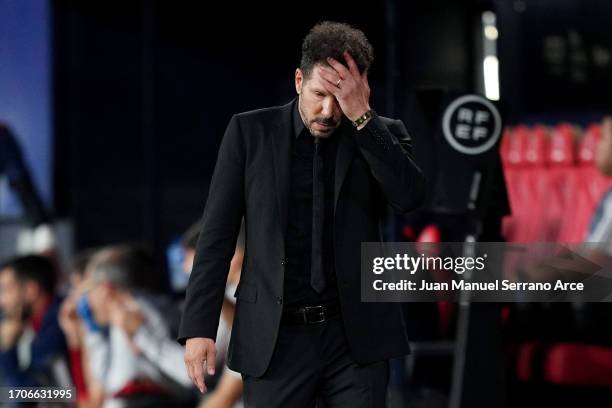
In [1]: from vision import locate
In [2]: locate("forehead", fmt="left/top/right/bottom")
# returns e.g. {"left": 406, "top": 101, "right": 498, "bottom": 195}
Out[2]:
{"left": 303, "top": 64, "right": 330, "bottom": 88}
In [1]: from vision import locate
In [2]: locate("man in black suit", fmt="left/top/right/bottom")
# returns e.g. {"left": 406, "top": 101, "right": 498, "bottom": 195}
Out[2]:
{"left": 179, "top": 21, "right": 425, "bottom": 407}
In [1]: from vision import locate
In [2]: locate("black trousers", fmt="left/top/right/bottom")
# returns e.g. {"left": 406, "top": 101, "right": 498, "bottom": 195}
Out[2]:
{"left": 241, "top": 315, "right": 389, "bottom": 408}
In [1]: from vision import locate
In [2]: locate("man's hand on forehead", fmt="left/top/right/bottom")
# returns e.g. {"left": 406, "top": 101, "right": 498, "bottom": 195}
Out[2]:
{"left": 318, "top": 51, "right": 371, "bottom": 124}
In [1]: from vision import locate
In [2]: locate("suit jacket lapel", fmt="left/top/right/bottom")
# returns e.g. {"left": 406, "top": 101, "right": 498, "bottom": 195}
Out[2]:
{"left": 270, "top": 101, "right": 294, "bottom": 239}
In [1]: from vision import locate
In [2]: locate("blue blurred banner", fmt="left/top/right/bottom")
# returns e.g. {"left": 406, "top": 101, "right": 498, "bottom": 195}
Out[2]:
{"left": 0, "top": 0, "right": 51, "bottom": 217}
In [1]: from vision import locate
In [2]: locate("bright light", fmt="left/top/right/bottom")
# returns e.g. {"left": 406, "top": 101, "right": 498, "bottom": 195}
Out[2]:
{"left": 483, "top": 56, "right": 500, "bottom": 101}
{"left": 481, "top": 11, "right": 500, "bottom": 101}
{"left": 484, "top": 25, "right": 498, "bottom": 41}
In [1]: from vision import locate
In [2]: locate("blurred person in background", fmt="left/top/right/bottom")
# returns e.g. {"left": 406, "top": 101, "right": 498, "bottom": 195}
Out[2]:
{"left": 181, "top": 220, "right": 244, "bottom": 408}
{"left": 59, "top": 249, "right": 105, "bottom": 407}
{"left": 0, "top": 255, "right": 70, "bottom": 388}
{"left": 588, "top": 115, "right": 612, "bottom": 246}
{"left": 78, "top": 244, "right": 195, "bottom": 408}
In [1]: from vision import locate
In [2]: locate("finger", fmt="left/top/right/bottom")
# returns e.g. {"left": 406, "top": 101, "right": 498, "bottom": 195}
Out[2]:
{"left": 185, "top": 360, "right": 194, "bottom": 384}
{"left": 318, "top": 66, "right": 342, "bottom": 88}
{"left": 343, "top": 51, "right": 361, "bottom": 78}
{"left": 193, "top": 359, "right": 206, "bottom": 393}
{"left": 326, "top": 57, "right": 350, "bottom": 79}
{"left": 319, "top": 64, "right": 342, "bottom": 81}
{"left": 321, "top": 79, "right": 341, "bottom": 97}
{"left": 206, "top": 346, "right": 216, "bottom": 376}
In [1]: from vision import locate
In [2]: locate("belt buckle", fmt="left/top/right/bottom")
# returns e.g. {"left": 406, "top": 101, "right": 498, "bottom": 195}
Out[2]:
{"left": 303, "top": 305, "right": 325, "bottom": 324}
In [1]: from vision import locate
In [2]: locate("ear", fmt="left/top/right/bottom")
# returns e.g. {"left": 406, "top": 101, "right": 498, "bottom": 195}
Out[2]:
{"left": 295, "top": 68, "right": 303, "bottom": 95}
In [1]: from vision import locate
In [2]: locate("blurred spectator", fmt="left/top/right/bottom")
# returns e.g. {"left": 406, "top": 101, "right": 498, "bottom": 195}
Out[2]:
{"left": 181, "top": 221, "right": 244, "bottom": 408}
{"left": 79, "top": 244, "right": 195, "bottom": 407}
{"left": 59, "top": 249, "right": 104, "bottom": 407}
{"left": 66, "top": 249, "right": 98, "bottom": 290}
{"left": 0, "top": 255, "right": 70, "bottom": 388}
{"left": 588, "top": 116, "right": 612, "bottom": 247}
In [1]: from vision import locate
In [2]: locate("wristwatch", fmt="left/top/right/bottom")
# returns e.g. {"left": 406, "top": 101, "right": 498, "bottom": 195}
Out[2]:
{"left": 352, "top": 109, "right": 375, "bottom": 128}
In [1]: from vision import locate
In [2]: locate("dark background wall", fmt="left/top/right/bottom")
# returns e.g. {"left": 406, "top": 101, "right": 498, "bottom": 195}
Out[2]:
{"left": 496, "top": 0, "right": 612, "bottom": 124}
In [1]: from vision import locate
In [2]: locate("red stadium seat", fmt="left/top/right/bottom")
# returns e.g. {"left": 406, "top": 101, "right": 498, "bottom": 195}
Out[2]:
{"left": 516, "top": 341, "right": 539, "bottom": 381}
{"left": 578, "top": 124, "right": 601, "bottom": 165}
{"left": 545, "top": 343, "right": 612, "bottom": 387}
{"left": 501, "top": 126, "right": 533, "bottom": 241}
{"left": 546, "top": 124, "right": 578, "bottom": 241}
{"left": 500, "top": 123, "right": 611, "bottom": 243}
{"left": 562, "top": 124, "right": 611, "bottom": 241}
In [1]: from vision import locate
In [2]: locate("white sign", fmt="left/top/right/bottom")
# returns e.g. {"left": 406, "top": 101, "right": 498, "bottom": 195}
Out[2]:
{"left": 442, "top": 95, "right": 501, "bottom": 155}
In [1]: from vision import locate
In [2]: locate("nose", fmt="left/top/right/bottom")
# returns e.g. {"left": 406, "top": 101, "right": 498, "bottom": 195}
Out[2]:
{"left": 321, "top": 96, "right": 339, "bottom": 119}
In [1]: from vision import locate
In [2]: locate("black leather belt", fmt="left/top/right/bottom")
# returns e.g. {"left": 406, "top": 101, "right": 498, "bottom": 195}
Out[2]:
{"left": 281, "top": 302, "right": 341, "bottom": 325}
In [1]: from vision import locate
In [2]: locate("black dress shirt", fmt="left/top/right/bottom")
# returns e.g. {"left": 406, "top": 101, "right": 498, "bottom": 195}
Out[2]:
{"left": 283, "top": 103, "right": 343, "bottom": 307}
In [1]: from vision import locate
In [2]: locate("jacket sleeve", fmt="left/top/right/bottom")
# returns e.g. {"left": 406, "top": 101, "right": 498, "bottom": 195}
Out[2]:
{"left": 178, "top": 115, "right": 246, "bottom": 344}
{"left": 353, "top": 115, "right": 426, "bottom": 213}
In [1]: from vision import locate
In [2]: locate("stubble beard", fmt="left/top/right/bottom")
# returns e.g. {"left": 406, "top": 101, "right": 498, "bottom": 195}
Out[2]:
{"left": 298, "top": 98, "right": 339, "bottom": 138}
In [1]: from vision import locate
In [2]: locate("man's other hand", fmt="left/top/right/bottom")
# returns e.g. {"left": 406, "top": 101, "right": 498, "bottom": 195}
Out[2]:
{"left": 184, "top": 337, "right": 217, "bottom": 393}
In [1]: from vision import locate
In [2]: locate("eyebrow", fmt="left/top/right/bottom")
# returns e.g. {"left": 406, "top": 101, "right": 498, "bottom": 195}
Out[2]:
{"left": 311, "top": 87, "right": 330, "bottom": 96}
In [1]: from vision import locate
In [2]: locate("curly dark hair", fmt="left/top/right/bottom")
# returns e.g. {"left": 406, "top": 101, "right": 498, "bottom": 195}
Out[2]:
{"left": 1, "top": 255, "right": 57, "bottom": 295}
{"left": 300, "top": 21, "right": 374, "bottom": 79}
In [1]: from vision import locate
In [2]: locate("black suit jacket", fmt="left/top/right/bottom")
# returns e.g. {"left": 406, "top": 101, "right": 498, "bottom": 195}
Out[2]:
{"left": 178, "top": 99, "right": 426, "bottom": 377}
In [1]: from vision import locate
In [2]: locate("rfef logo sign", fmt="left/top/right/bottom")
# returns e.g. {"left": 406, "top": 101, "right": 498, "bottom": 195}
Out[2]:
{"left": 441, "top": 95, "right": 501, "bottom": 155}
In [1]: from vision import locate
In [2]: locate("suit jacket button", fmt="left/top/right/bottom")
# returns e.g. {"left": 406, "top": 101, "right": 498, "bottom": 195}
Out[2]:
{"left": 276, "top": 297, "right": 283, "bottom": 305}
{"left": 281, "top": 258, "right": 286, "bottom": 266}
